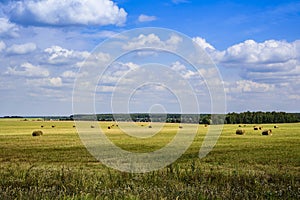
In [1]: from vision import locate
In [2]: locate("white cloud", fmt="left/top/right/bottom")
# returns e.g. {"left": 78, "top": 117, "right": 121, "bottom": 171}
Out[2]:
{"left": 192, "top": 38, "right": 300, "bottom": 88}
{"left": 26, "top": 77, "right": 63, "bottom": 88}
{"left": 61, "top": 70, "right": 78, "bottom": 78}
{"left": 9, "top": 0, "right": 127, "bottom": 26}
{"left": 44, "top": 46, "right": 89, "bottom": 65}
{"left": 0, "top": 41, "right": 6, "bottom": 52}
{"left": 224, "top": 80, "right": 275, "bottom": 97}
{"left": 6, "top": 43, "right": 37, "bottom": 55}
{"left": 288, "top": 94, "right": 300, "bottom": 100}
{"left": 123, "top": 33, "right": 182, "bottom": 51}
{"left": 226, "top": 80, "right": 275, "bottom": 93}
{"left": 49, "top": 77, "right": 62, "bottom": 87}
{"left": 138, "top": 14, "right": 157, "bottom": 22}
{"left": 0, "top": 17, "right": 19, "bottom": 37}
{"left": 193, "top": 37, "right": 215, "bottom": 51}
{"left": 219, "top": 39, "right": 298, "bottom": 64}
{"left": 5, "top": 62, "right": 49, "bottom": 77}
{"left": 171, "top": 61, "right": 186, "bottom": 71}
{"left": 172, "top": 0, "right": 189, "bottom": 4}
{"left": 170, "top": 61, "right": 201, "bottom": 80}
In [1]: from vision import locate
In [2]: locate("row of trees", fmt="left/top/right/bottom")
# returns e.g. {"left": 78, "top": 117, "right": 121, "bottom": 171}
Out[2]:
{"left": 71, "top": 111, "right": 300, "bottom": 124}
{"left": 224, "top": 111, "right": 299, "bottom": 124}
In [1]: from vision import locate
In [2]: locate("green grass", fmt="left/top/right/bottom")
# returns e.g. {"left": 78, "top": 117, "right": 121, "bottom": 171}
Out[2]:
{"left": 0, "top": 119, "right": 299, "bottom": 199}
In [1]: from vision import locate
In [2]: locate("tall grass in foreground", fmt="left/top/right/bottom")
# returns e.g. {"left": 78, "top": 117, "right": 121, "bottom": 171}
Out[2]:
{"left": 0, "top": 162, "right": 298, "bottom": 200}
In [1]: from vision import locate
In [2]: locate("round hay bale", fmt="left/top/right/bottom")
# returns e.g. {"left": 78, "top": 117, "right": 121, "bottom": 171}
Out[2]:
{"left": 32, "top": 130, "right": 43, "bottom": 136}
{"left": 73, "top": 125, "right": 76, "bottom": 128}
{"left": 259, "top": 126, "right": 263, "bottom": 130}
{"left": 204, "top": 124, "right": 208, "bottom": 127}
{"left": 107, "top": 126, "right": 111, "bottom": 129}
{"left": 274, "top": 125, "right": 279, "bottom": 128}
{"left": 90, "top": 125, "right": 95, "bottom": 128}
{"left": 238, "top": 125, "right": 242, "bottom": 127}
{"left": 41, "top": 125, "right": 44, "bottom": 128}
{"left": 254, "top": 127, "right": 259, "bottom": 130}
{"left": 51, "top": 125, "right": 55, "bottom": 128}
{"left": 236, "top": 129, "right": 245, "bottom": 135}
{"left": 179, "top": 126, "right": 183, "bottom": 129}
{"left": 148, "top": 125, "right": 152, "bottom": 128}
{"left": 262, "top": 129, "right": 272, "bottom": 136}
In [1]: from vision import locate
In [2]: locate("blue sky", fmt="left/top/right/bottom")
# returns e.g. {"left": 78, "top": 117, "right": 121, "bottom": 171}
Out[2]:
{"left": 0, "top": 0, "right": 299, "bottom": 116}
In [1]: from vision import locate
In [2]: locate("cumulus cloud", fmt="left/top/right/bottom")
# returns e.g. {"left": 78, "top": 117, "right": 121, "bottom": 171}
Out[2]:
{"left": 44, "top": 46, "right": 89, "bottom": 65}
{"left": 123, "top": 33, "right": 182, "bottom": 51}
{"left": 192, "top": 38, "right": 300, "bottom": 68}
{"left": 138, "top": 14, "right": 157, "bottom": 22}
{"left": 219, "top": 39, "right": 298, "bottom": 65}
{"left": 8, "top": 0, "right": 127, "bottom": 26}
{"left": 194, "top": 38, "right": 300, "bottom": 86}
{"left": 193, "top": 37, "right": 215, "bottom": 51}
{"left": 5, "top": 62, "right": 49, "bottom": 77}
{"left": 6, "top": 43, "right": 37, "bottom": 55}
{"left": 170, "top": 61, "right": 204, "bottom": 80}
{"left": 0, "top": 17, "right": 19, "bottom": 37}
{"left": 171, "top": 61, "right": 186, "bottom": 71}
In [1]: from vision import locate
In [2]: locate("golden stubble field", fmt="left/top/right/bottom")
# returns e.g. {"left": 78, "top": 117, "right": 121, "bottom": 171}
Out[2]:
{"left": 0, "top": 119, "right": 299, "bottom": 199}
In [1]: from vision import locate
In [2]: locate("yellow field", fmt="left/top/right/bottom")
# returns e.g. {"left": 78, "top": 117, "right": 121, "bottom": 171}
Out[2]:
{"left": 0, "top": 119, "right": 299, "bottom": 199}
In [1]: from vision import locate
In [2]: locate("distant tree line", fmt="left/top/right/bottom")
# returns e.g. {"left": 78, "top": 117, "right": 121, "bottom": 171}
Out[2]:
{"left": 2, "top": 116, "right": 23, "bottom": 118}
{"left": 225, "top": 111, "right": 299, "bottom": 124}
{"left": 66, "top": 111, "right": 300, "bottom": 124}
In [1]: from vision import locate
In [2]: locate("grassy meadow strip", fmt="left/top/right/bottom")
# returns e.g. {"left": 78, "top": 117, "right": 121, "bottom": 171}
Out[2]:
{"left": 0, "top": 119, "right": 299, "bottom": 199}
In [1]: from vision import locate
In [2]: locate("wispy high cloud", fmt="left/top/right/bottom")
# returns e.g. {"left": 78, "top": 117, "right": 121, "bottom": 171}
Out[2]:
{"left": 171, "top": 0, "right": 189, "bottom": 4}
{"left": 138, "top": 14, "right": 157, "bottom": 22}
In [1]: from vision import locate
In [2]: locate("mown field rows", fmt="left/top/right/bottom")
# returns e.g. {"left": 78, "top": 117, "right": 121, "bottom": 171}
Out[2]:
{"left": 0, "top": 119, "right": 299, "bottom": 199}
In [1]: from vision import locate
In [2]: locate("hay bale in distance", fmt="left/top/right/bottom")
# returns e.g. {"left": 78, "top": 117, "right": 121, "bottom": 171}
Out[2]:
{"left": 179, "top": 126, "right": 183, "bottom": 129}
{"left": 262, "top": 129, "right": 272, "bottom": 136}
{"left": 107, "top": 126, "right": 111, "bottom": 129}
{"left": 236, "top": 129, "right": 245, "bottom": 135}
{"left": 51, "top": 125, "right": 55, "bottom": 128}
{"left": 204, "top": 124, "right": 208, "bottom": 127}
{"left": 259, "top": 126, "right": 263, "bottom": 130}
{"left": 254, "top": 127, "right": 259, "bottom": 130}
{"left": 41, "top": 125, "right": 44, "bottom": 128}
{"left": 32, "top": 130, "right": 43, "bottom": 136}
{"left": 238, "top": 125, "right": 242, "bottom": 127}
{"left": 90, "top": 125, "right": 95, "bottom": 128}
{"left": 73, "top": 125, "right": 76, "bottom": 128}
{"left": 274, "top": 125, "right": 279, "bottom": 128}
{"left": 148, "top": 125, "right": 152, "bottom": 128}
